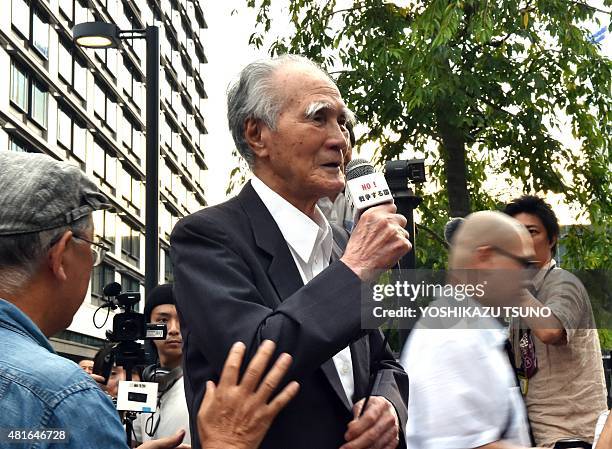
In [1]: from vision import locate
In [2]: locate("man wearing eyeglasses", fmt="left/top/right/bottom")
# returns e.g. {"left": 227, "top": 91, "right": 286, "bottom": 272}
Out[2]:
{"left": 0, "top": 151, "right": 188, "bottom": 449}
{"left": 504, "top": 195, "right": 607, "bottom": 448}
{"left": 400, "top": 211, "right": 539, "bottom": 449}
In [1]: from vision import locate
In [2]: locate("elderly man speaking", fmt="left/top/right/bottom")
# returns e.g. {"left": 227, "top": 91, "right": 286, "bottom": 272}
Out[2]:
{"left": 171, "top": 55, "right": 411, "bottom": 449}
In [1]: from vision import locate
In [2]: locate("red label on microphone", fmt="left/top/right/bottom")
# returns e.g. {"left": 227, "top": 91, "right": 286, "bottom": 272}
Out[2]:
{"left": 346, "top": 173, "right": 393, "bottom": 212}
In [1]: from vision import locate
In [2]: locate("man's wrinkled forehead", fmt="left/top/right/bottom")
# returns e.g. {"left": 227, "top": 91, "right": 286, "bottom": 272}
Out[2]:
{"left": 305, "top": 101, "right": 355, "bottom": 123}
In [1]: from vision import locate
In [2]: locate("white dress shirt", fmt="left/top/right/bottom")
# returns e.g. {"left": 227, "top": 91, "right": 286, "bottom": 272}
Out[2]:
{"left": 400, "top": 298, "right": 531, "bottom": 449}
{"left": 251, "top": 176, "right": 355, "bottom": 403}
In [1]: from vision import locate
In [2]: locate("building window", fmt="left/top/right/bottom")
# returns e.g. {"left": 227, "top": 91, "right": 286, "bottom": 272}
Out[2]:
{"left": 75, "top": 0, "right": 88, "bottom": 24}
{"left": 94, "top": 209, "right": 116, "bottom": 248}
{"left": 94, "top": 82, "right": 105, "bottom": 117}
{"left": 121, "top": 114, "right": 143, "bottom": 164}
{"left": 12, "top": 1, "right": 50, "bottom": 60}
{"left": 57, "top": 107, "right": 71, "bottom": 148}
{"left": 10, "top": 61, "right": 48, "bottom": 129}
{"left": 91, "top": 262, "right": 115, "bottom": 306}
{"left": 73, "top": 121, "right": 87, "bottom": 161}
{"left": 11, "top": 0, "right": 30, "bottom": 40}
{"left": 93, "top": 80, "right": 117, "bottom": 132}
{"left": 58, "top": 41, "right": 72, "bottom": 83}
{"left": 10, "top": 63, "right": 28, "bottom": 111}
{"left": 160, "top": 205, "right": 170, "bottom": 240}
{"left": 58, "top": 39, "right": 88, "bottom": 101}
{"left": 121, "top": 273, "right": 141, "bottom": 312}
{"left": 121, "top": 221, "right": 140, "bottom": 267}
{"left": 121, "top": 273, "right": 140, "bottom": 293}
{"left": 31, "top": 80, "right": 48, "bottom": 127}
{"left": 164, "top": 249, "right": 174, "bottom": 283}
{"left": 119, "top": 165, "right": 142, "bottom": 215}
{"left": 92, "top": 141, "right": 117, "bottom": 192}
{"left": 32, "top": 9, "right": 49, "bottom": 59}
{"left": 74, "top": 59, "right": 87, "bottom": 99}
{"left": 58, "top": 0, "right": 73, "bottom": 21}
{"left": 57, "top": 105, "right": 87, "bottom": 161}
{"left": 95, "top": 48, "right": 117, "bottom": 79}
{"left": 8, "top": 137, "right": 30, "bottom": 153}
{"left": 106, "top": 97, "right": 117, "bottom": 131}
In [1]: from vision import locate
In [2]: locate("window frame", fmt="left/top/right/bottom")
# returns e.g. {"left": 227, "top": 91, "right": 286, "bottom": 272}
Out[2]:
{"left": 10, "top": 60, "right": 48, "bottom": 130}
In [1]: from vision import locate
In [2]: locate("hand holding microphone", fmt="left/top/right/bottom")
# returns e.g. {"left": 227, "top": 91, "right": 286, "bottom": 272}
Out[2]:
{"left": 340, "top": 159, "right": 412, "bottom": 281}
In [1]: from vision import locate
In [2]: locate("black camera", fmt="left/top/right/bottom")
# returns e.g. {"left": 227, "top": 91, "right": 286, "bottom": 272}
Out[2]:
{"left": 384, "top": 159, "right": 426, "bottom": 192}
{"left": 93, "top": 282, "right": 167, "bottom": 384}
{"left": 102, "top": 282, "right": 166, "bottom": 342}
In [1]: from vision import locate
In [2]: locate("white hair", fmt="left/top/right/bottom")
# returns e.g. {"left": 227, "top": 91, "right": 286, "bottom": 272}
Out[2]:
{"left": 227, "top": 55, "right": 342, "bottom": 167}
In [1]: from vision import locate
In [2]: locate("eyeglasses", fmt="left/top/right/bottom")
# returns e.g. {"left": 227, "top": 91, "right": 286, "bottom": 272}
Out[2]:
{"left": 490, "top": 246, "right": 539, "bottom": 270}
{"left": 73, "top": 235, "right": 110, "bottom": 266}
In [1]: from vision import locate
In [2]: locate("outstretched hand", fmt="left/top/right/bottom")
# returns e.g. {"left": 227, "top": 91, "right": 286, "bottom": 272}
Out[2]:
{"left": 197, "top": 340, "right": 300, "bottom": 449}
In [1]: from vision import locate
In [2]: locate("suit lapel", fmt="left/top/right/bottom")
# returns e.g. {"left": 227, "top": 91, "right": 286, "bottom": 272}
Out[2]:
{"left": 237, "top": 181, "right": 304, "bottom": 301}
{"left": 350, "top": 337, "right": 370, "bottom": 401}
{"left": 238, "top": 182, "right": 360, "bottom": 413}
{"left": 321, "top": 358, "right": 353, "bottom": 412}
{"left": 328, "top": 223, "right": 360, "bottom": 412}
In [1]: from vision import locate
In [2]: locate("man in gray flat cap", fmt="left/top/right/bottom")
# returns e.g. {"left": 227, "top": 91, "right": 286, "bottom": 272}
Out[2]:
{"left": 0, "top": 151, "right": 188, "bottom": 449}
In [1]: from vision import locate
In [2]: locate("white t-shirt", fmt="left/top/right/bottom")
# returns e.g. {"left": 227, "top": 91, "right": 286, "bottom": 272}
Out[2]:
{"left": 133, "top": 376, "right": 191, "bottom": 445}
{"left": 400, "top": 311, "right": 531, "bottom": 449}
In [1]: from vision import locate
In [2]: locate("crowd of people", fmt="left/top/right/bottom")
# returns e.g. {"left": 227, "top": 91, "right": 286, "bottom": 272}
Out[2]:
{"left": 0, "top": 54, "right": 610, "bottom": 449}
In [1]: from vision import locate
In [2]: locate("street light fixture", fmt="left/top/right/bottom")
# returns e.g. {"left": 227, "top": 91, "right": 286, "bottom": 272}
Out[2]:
{"left": 73, "top": 22, "right": 121, "bottom": 48}
{"left": 73, "top": 22, "right": 160, "bottom": 298}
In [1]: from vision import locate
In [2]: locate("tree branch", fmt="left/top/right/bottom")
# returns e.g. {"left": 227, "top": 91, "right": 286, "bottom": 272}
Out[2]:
{"left": 565, "top": 0, "right": 612, "bottom": 14}
{"left": 328, "top": 69, "right": 356, "bottom": 75}
{"left": 416, "top": 223, "right": 449, "bottom": 249}
{"left": 320, "top": 4, "right": 370, "bottom": 20}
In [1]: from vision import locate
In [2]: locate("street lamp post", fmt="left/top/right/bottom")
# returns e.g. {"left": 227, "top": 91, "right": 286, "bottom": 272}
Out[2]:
{"left": 73, "top": 22, "right": 159, "bottom": 297}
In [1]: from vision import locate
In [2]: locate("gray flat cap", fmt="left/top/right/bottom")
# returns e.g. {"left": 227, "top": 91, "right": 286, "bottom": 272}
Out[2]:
{"left": 0, "top": 151, "right": 111, "bottom": 236}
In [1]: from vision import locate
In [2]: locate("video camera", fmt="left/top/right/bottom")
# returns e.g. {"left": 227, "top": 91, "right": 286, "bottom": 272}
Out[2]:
{"left": 384, "top": 159, "right": 426, "bottom": 192}
{"left": 102, "top": 282, "right": 166, "bottom": 342}
{"left": 92, "top": 281, "right": 168, "bottom": 445}
{"left": 93, "top": 281, "right": 167, "bottom": 400}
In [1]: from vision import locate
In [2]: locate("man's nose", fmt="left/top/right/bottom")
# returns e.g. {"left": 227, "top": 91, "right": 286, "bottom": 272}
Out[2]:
{"left": 167, "top": 319, "right": 180, "bottom": 335}
{"left": 327, "top": 122, "right": 347, "bottom": 151}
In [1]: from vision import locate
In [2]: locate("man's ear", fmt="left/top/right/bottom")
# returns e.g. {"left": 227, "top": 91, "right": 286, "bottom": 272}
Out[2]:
{"left": 47, "top": 230, "right": 73, "bottom": 282}
{"left": 244, "top": 118, "right": 269, "bottom": 158}
{"left": 473, "top": 246, "right": 493, "bottom": 268}
{"left": 549, "top": 235, "right": 558, "bottom": 251}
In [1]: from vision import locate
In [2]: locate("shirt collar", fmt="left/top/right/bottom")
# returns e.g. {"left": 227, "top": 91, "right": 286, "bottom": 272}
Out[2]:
{"left": 251, "top": 177, "right": 332, "bottom": 264}
{"left": 0, "top": 298, "right": 55, "bottom": 353}
{"left": 532, "top": 258, "right": 556, "bottom": 292}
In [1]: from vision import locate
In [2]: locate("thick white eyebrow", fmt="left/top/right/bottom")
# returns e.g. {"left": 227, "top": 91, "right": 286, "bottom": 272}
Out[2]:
{"left": 304, "top": 101, "right": 356, "bottom": 124}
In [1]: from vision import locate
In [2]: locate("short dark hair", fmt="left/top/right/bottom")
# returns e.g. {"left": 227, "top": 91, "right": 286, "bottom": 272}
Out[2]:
{"left": 503, "top": 195, "right": 560, "bottom": 255}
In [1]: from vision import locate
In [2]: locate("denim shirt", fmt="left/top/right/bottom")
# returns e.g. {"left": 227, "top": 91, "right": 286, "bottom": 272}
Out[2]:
{"left": 0, "top": 298, "right": 128, "bottom": 449}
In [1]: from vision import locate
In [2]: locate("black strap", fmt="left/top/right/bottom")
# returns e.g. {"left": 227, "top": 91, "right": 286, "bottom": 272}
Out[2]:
{"left": 504, "top": 339, "right": 537, "bottom": 446}
{"left": 553, "top": 441, "right": 592, "bottom": 449}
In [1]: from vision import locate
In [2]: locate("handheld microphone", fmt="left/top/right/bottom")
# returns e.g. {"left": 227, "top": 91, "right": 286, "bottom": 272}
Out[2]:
{"left": 103, "top": 282, "right": 122, "bottom": 297}
{"left": 345, "top": 159, "right": 394, "bottom": 225}
{"left": 344, "top": 160, "right": 401, "bottom": 417}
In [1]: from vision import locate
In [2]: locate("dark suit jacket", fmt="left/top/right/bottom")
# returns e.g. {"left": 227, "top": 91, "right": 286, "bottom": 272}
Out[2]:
{"left": 170, "top": 181, "right": 408, "bottom": 449}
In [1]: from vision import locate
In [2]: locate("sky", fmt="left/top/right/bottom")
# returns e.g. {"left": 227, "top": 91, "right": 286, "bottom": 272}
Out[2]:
{"left": 201, "top": 1, "right": 610, "bottom": 223}
{"left": 201, "top": 2, "right": 289, "bottom": 205}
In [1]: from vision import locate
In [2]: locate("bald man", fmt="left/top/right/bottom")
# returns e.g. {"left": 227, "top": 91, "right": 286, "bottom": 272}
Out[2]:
{"left": 400, "top": 211, "right": 538, "bottom": 449}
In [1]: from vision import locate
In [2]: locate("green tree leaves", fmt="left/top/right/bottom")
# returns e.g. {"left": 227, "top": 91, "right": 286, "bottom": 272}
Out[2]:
{"left": 242, "top": 0, "right": 610, "bottom": 274}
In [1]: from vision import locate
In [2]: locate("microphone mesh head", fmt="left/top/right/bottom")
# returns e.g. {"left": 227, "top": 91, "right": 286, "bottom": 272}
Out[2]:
{"left": 444, "top": 217, "right": 465, "bottom": 245}
{"left": 346, "top": 158, "right": 374, "bottom": 181}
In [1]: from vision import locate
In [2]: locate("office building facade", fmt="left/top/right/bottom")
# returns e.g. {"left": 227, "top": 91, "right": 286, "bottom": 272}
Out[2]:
{"left": 0, "top": 0, "right": 208, "bottom": 360}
